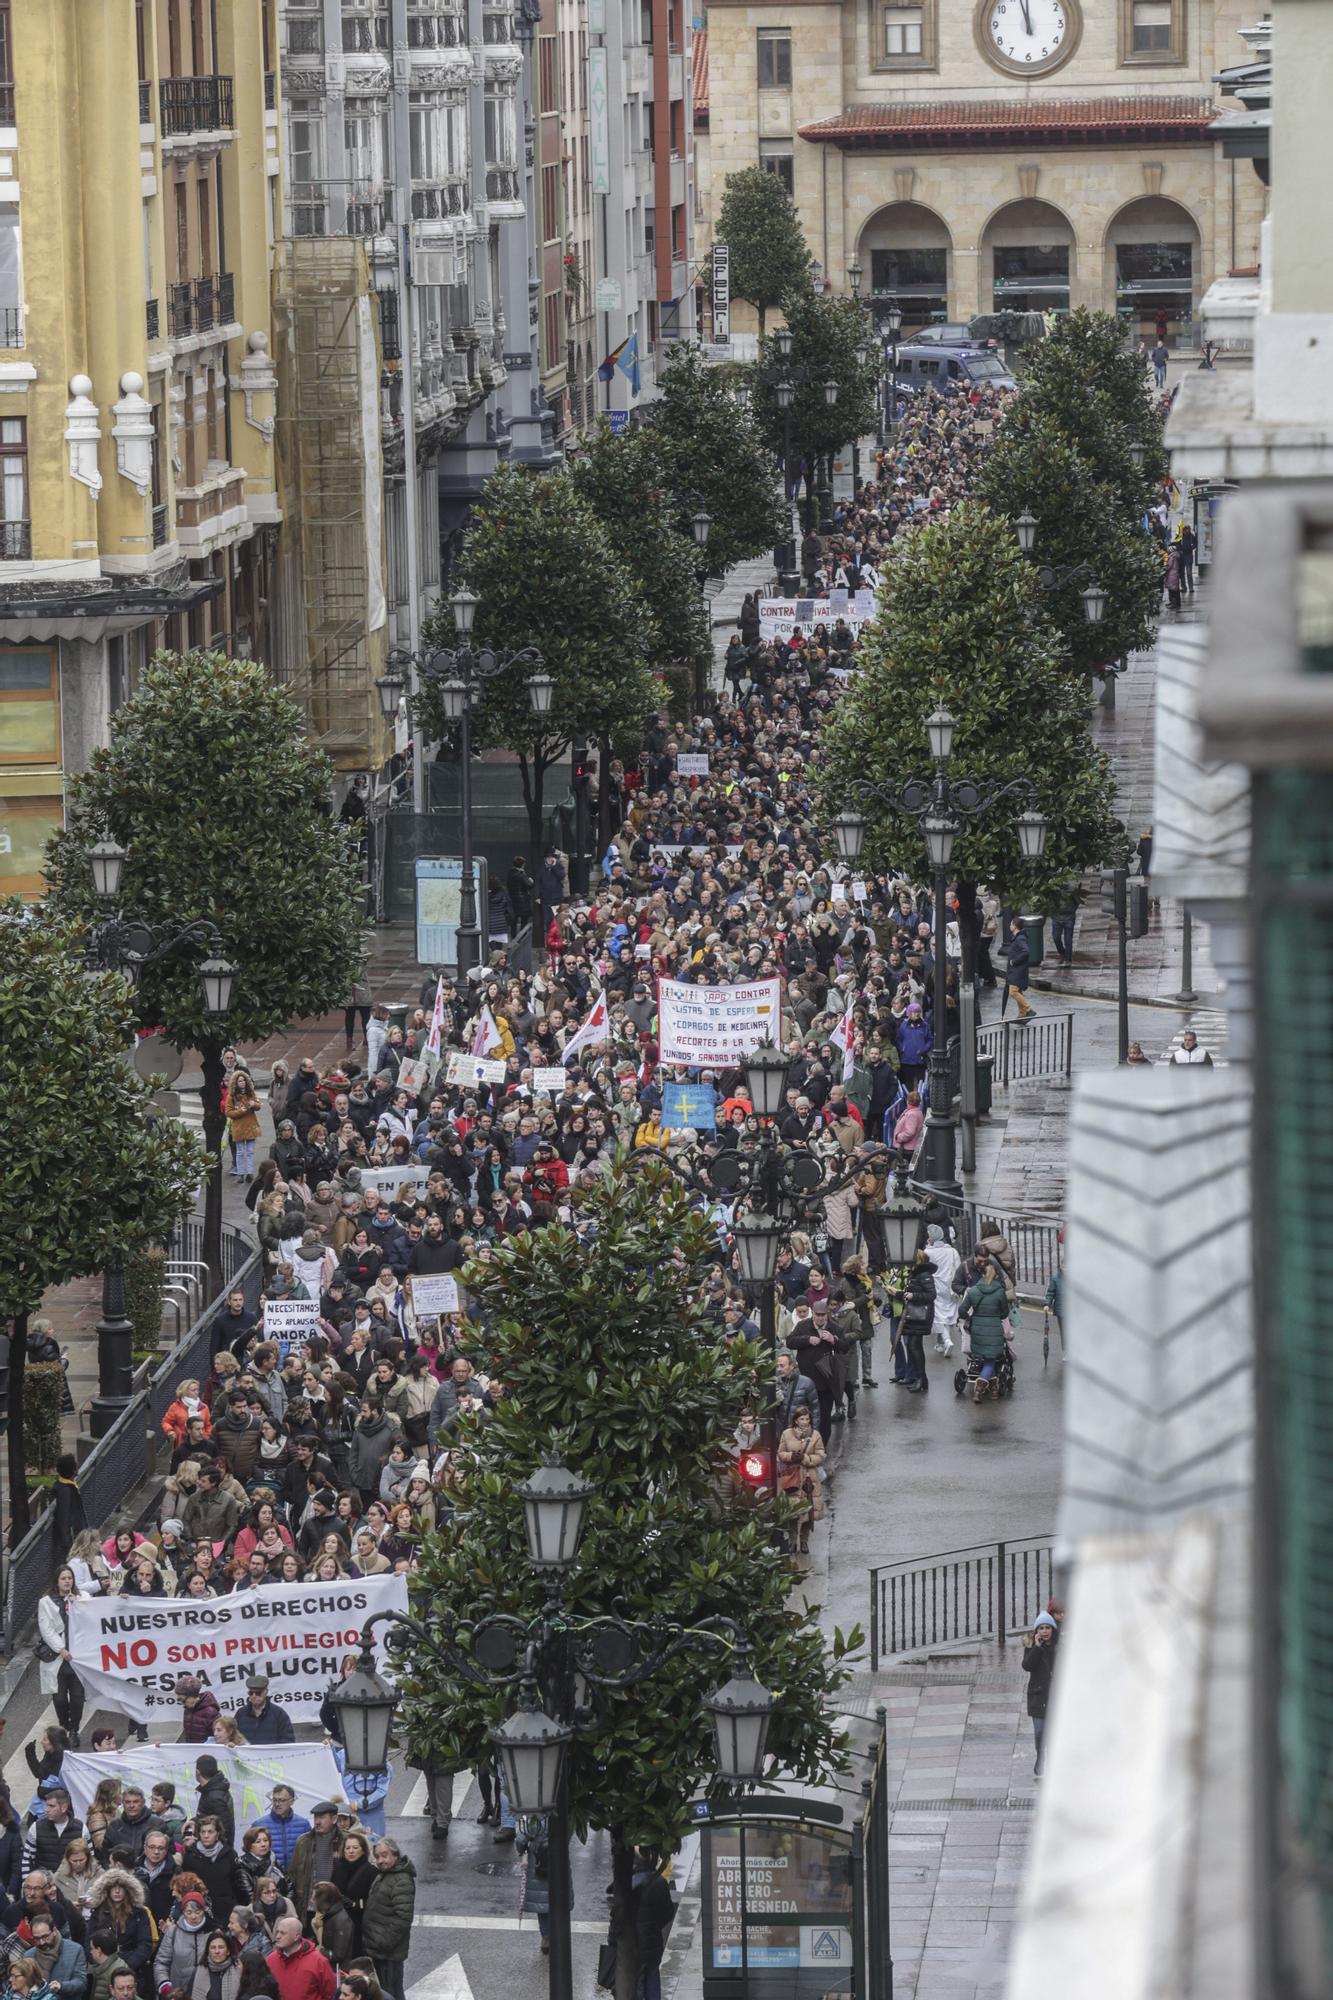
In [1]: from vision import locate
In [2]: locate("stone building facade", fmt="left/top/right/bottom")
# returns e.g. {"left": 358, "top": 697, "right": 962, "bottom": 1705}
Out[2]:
{"left": 699, "top": 0, "right": 1267, "bottom": 339}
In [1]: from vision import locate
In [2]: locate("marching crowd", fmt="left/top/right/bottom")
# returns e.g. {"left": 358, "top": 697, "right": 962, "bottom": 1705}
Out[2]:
{"left": 12, "top": 377, "right": 1087, "bottom": 2000}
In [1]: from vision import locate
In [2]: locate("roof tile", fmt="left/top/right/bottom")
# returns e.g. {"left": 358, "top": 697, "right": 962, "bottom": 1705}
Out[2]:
{"left": 797, "top": 95, "right": 1214, "bottom": 145}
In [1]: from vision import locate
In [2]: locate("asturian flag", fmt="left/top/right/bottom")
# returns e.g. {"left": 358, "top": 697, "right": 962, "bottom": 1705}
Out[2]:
{"left": 471, "top": 1004, "right": 503, "bottom": 1057}
{"left": 562, "top": 991, "right": 610, "bottom": 1064}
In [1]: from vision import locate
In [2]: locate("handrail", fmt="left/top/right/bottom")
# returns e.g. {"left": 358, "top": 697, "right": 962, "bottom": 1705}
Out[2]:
{"left": 868, "top": 1533, "right": 1054, "bottom": 1668}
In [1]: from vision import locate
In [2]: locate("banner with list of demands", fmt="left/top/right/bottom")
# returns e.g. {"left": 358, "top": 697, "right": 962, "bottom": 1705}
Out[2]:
{"left": 67, "top": 1573, "right": 409, "bottom": 1723}
{"left": 657, "top": 978, "right": 782, "bottom": 1068}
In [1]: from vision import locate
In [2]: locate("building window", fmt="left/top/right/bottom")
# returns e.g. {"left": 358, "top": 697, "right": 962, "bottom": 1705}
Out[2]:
{"left": 1120, "top": 0, "right": 1183, "bottom": 63}
{"left": 542, "top": 289, "right": 561, "bottom": 369}
{"left": 992, "top": 243, "right": 1069, "bottom": 313}
{"left": 541, "top": 162, "right": 560, "bottom": 242}
{"left": 877, "top": 0, "right": 934, "bottom": 68}
{"left": 538, "top": 34, "right": 558, "bottom": 109}
{"left": 0, "top": 647, "right": 59, "bottom": 764}
{"left": 756, "top": 28, "right": 791, "bottom": 87}
{"left": 758, "top": 140, "right": 794, "bottom": 196}
{"left": 0, "top": 414, "right": 27, "bottom": 556}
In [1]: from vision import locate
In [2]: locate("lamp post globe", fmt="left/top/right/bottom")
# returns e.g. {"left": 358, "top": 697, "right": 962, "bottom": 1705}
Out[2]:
{"left": 925, "top": 705, "right": 956, "bottom": 766}
{"left": 772, "top": 327, "right": 793, "bottom": 362}
{"left": 331, "top": 1654, "right": 399, "bottom": 1776}
{"left": 199, "top": 958, "right": 236, "bottom": 1018}
{"left": 922, "top": 813, "right": 958, "bottom": 870}
{"left": 885, "top": 299, "right": 902, "bottom": 340}
{"left": 705, "top": 1661, "right": 777, "bottom": 1784}
{"left": 775, "top": 378, "right": 795, "bottom": 411}
{"left": 832, "top": 811, "right": 866, "bottom": 866}
{"left": 743, "top": 1039, "right": 791, "bottom": 1120}
{"left": 847, "top": 260, "right": 863, "bottom": 296}
{"left": 90, "top": 838, "right": 126, "bottom": 904}
{"left": 880, "top": 1172, "right": 924, "bottom": 1268}
{"left": 491, "top": 1697, "right": 573, "bottom": 1816}
{"left": 527, "top": 670, "right": 556, "bottom": 718}
{"left": 1014, "top": 511, "right": 1037, "bottom": 555}
{"left": 691, "top": 507, "right": 712, "bottom": 548}
{"left": 1128, "top": 439, "right": 1146, "bottom": 469}
{"left": 515, "top": 1455, "right": 596, "bottom": 1571}
{"left": 822, "top": 379, "right": 839, "bottom": 408}
{"left": 451, "top": 586, "right": 479, "bottom": 638}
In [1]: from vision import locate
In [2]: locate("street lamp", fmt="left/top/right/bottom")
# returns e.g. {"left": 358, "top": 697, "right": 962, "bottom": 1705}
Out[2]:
{"left": 1080, "top": 580, "right": 1108, "bottom": 627}
{"left": 376, "top": 667, "right": 405, "bottom": 720}
{"left": 925, "top": 704, "right": 956, "bottom": 765}
{"left": 199, "top": 957, "right": 238, "bottom": 1017}
{"left": 881, "top": 1164, "right": 925, "bottom": 1268}
{"left": 332, "top": 1456, "right": 771, "bottom": 2000}
{"left": 847, "top": 260, "right": 863, "bottom": 298}
{"left": 1128, "top": 439, "right": 1147, "bottom": 470}
{"left": 1014, "top": 511, "right": 1038, "bottom": 555}
{"left": 732, "top": 1208, "right": 784, "bottom": 1289}
{"left": 832, "top": 811, "right": 867, "bottom": 867}
{"left": 1014, "top": 512, "right": 1107, "bottom": 627}
{"left": 743, "top": 1039, "right": 791, "bottom": 1120}
{"left": 90, "top": 839, "right": 126, "bottom": 903}
{"left": 403, "top": 609, "right": 549, "bottom": 976}
{"left": 691, "top": 507, "right": 713, "bottom": 549}
{"left": 1015, "top": 809, "right": 1049, "bottom": 863}
{"left": 921, "top": 811, "right": 958, "bottom": 870}
{"left": 773, "top": 327, "right": 793, "bottom": 362}
{"left": 515, "top": 1455, "right": 596, "bottom": 1570}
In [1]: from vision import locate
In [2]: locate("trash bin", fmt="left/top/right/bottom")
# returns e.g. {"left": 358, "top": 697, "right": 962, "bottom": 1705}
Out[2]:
{"left": 384, "top": 1002, "right": 409, "bottom": 1041}
{"left": 1021, "top": 914, "right": 1046, "bottom": 969}
{"left": 975, "top": 1053, "right": 995, "bottom": 1119}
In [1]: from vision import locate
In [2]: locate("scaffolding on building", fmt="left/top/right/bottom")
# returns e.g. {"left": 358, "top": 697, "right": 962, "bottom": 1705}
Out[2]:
{"left": 272, "top": 237, "right": 388, "bottom": 769}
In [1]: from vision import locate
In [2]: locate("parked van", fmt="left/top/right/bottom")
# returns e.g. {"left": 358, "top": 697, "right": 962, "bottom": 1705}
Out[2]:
{"left": 892, "top": 344, "right": 1017, "bottom": 393}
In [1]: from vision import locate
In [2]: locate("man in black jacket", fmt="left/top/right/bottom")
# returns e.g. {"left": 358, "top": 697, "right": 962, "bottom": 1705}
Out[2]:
{"left": 195, "top": 1757, "right": 236, "bottom": 1848}
{"left": 631, "top": 1847, "right": 675, "bottom": 2000}
{"left": 135, "top": 1831, "right": 180, "bottom": 1929}
{"left": 104, "top": 1789, "right": 164, "bottom": 1867}
{"left": 22, "top": 1793, "right": 83, "bottom": 1874}
{"left": 1001, "top": 920, "right": 1034, "bottom": 1022}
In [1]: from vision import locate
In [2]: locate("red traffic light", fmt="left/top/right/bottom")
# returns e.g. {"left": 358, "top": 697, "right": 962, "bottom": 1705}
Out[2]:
{"left": 739, "top": 1450, "right": 768, "bottom": 1487}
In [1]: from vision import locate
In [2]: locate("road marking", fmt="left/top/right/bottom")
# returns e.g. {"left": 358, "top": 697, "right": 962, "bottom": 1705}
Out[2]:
{"left": 414, "top": 1916, "right": 608, "bottom": 1934}
{"left": 407, "top": 1952, "right": 474, "bottom": 2000}
{"left": 399, "top": 1770, "right": 474, "bottom": 1822}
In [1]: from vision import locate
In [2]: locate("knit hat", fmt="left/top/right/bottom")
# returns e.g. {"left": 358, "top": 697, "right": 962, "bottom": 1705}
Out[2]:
{"left": 160, "top": 1518, "right": 185, "bottom": 1539}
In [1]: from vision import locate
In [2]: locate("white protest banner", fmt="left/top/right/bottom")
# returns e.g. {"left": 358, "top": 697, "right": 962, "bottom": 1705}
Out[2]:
{"left": 360, "top": 1164, "right": 430, "bottom": 1200}
{"left": 67, "top": 1573, "right": 409, "bottom": 1724}
{"left": 409, "top": 1273, "right": 460, "bottom": 1318}
{"left": 676, "top": 753, "right": 710, "bottom": 777}
{"left": 851, "top": 880, "right": 868, "bottom": 902}
{"left": 444, "top": 1052, "right": 508, "bottom": 1088}
{"left": 658, "top": 978, "right": 782, "bottom": 1068}
{"left": 532, "top": 1066, "right": 568, "bottom": 1095}
{"left": 62, "top": 1741, "right": 346, "bottom": 1830}
{"left": 261, "top": 1297, "right": 320, "bottom": 1353}
{"left": 758, "top": 600, "right": 877, "bottom": 643}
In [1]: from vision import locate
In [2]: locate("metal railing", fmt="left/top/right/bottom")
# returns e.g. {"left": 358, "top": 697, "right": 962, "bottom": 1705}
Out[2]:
{"left": 977, "top": 1009, "right": 1074, "bottom": 1086}
{"left": 2, "top": 1222, "right": 260, "bottom": 1652}
{"left": 159, "top": 74, "right": 234, "bottom": 137}
{"left": 194, "top": 274, "right": 215, "bottom": 331}
{"left": 869, "top": 1534, "right": 1054, "bottom": 1669}
{"left": 0, "top": 307, "right": 21, "bottom": 349}
{"left": 0, "top": 520, "right": 31, "bottom": 559}
{"left": 264, "top": 71, "right": 276, "bottom": 110}
{"left": 0, "top": 83, "right": 14, "bottom": 125}
{"left": 139, "top": 79, "right": 152, "bottom": 124}
{"left": 169, "top": 281, "right": 194, "bottom": 337}
{"left": 151, "top": 504, "right": 168, "bottom": 549}
{"left": 485, "top": 166, "right": 519, "bottom": 202}
{"left": 920, "top": 1191, "right": 1062, "bottom": 1296}
{"left": 378, "top": 288, "right": 401, "bottom": 360}
{"left": 145, "top": 297, "right": 160, "bottom": 341}
{"left": 217, "top": 271, "right": 235, "bottom": 323}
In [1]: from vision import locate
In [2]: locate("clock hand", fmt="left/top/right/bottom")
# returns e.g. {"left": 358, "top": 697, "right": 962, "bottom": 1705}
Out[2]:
{"left": 1019, "top": 0, "right": 1033, "bottom": 28}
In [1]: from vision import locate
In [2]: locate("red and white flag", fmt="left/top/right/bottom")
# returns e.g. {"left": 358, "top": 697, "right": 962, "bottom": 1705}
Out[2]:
{"left": 425, "top": 977, "right": 447, "bottom": 1057}
{"left": 471, "top": 1004, "right": 503, "bottom": 1058}
{"left": 830, "top": 998, "right": 856, "bottom": 1082}
{"left": 562, "top": 991, "right": 610, "bottom": 1064}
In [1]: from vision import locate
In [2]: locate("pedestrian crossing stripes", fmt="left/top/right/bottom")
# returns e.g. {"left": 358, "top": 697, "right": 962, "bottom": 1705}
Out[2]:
{"left": 1159, "top": 1008, "right": 1229, "bottom": 1068}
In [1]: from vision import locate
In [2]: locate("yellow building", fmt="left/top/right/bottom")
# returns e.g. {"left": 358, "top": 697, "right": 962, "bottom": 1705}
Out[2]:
{"left": 700, "top": 0, "right": 1267, "bottom": 343}
{"left": 0, "top": 0, "right": 281, "bottom": 895}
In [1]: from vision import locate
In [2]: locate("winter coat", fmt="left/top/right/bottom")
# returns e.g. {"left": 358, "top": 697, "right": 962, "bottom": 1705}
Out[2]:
{"left": 329, "top": 1856, "right": 376, "bottom": 1952}
{"left": 359, "top": 1855, "right": 416, "bottom": 1960}
{"left": 777, "top": 1426, "right": 826, "bottom": 1518}
{"left": 633, "top": 1867, "right": 675, "bottom": 1967}
{"left": 925, "top": 1242, "right": 962, "bottom": 1331}
{"left": 37, "top": 1593, "right": 72, "bottom": 1700}
{"left": 180, "top": 1487, "right": 242, "bottom": 1545}
{"left": 180, "top": 1841, "right": 249, "bottom": 1923}
{"left": 1022, "top": 1633, "right": 1058, "bottom": 1716}
{"left": 155, "top": 1915, "right": 214, "bottom": 1990}
{"left": 894, "top": 1017, "right": 932, "bottom": 1066}
{"left": 249, "top": 1811, "right": 310, "bottom": 1876}
{"left": 514, "top": 1826, "right": 550, "bottom": 1917}
{"left": 264, "top": 1938, "right": 336, "bottom": 2000}
{"left": 959, "top": 1277, "right": 1010, "bottom": 1362}
{"left": 773, "top": 1369, "right": 819, "bottom": 1432}
{"left": 310, "top": 1896, "right": 355, "bottom": 1968}
{"left": 104, "top": 1810, "right": 165, "bottom": 1868}
{"left": 1003, "top": 931, "right": 1030, "bottom": 991}
{"left": 196, "top": 1773, "right": 237, "bottom": 1849}
{"left": 287, "top": 1827, "right": 341, "bottom": 1916}
{"left": 234, "top": 1700, "right": 295, "bottom": 1747}
{"left": 348, "top": 1413, "right": 400, "bottom": 1493}
{"left": 89, "top": 1872, "right": 156, "bottom": 1976}
{"left": 190, "top": 1962, "right": 243, "bottom": 2000}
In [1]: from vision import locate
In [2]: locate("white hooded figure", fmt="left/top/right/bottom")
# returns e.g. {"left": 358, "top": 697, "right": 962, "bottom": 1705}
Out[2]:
{"left": 924, "top": 1224, "right": 962, "bottom": 1355}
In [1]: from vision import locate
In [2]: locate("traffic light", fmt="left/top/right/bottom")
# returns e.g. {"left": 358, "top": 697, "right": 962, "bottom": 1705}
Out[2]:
{"left": 737, "top": 1448, "right": 769, "bottom": 1489}
{"left": 1128, "top": 881, "right": 1150, "bottom": 939}
{"left": 572, "top": 737, "right": 592, "bottom": 789}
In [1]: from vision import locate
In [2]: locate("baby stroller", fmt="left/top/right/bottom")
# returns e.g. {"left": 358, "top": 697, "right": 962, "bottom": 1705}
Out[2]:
{"left": 954, "top": 1346, "right": 1015, "bottom": 1402}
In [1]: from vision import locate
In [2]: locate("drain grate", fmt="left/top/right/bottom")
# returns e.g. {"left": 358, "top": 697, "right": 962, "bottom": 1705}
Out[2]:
{"left": 891, "top": 1796, "right": 1034, "bottom": 1813}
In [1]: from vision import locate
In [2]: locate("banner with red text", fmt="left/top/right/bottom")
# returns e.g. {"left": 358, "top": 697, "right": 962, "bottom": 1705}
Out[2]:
{"left": 66, "top": 1573, "right": 408, "bottom": 1723}
{"left": 657, "top": 978, "right": 782, "bottom": 1069}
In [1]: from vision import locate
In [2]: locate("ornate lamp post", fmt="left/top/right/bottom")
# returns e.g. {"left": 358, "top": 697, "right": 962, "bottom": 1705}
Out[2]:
{"left": 832, "top": 710, "right": 1048, "bottom": 1194}
{"left": 379, "top": 594, "right": 550, "bottom": 978}
{"left": 85, "top": 838, "right": 237, "bottom": 1428}
{"left": 755, "top": 329, "right": 839, "bottom": 589}
{"left": 332, "top": 1453, "right": 776, "bottom": 2000}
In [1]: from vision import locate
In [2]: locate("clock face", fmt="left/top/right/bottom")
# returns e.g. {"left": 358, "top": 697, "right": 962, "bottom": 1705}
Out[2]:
{"left": 984, "top": 0, "right": 1072, "bottom": 69}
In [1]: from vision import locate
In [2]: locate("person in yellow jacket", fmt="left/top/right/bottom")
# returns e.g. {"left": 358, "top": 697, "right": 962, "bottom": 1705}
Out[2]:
{"left": 633, "top": 1109, "right": 669, "bottom": 1152}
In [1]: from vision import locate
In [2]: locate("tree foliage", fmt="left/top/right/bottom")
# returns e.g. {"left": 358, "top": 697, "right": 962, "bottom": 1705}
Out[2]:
{"left": 715, "top": 168, "right": 812, "bottom": 333}
{"left": 568, "top": 424, "right": 710, "bottom": 681}
{"left": 816, "top": 504, "right": 1128, "bottom": 906}
{"left": 753, "top": 289, "right": 881, "bottom": 467}
{"left": 44, "top": 649, "right": 364, "bottom": 1278}
{"left": 400, "top": 1166, "right": 853, "bottom": 1856}
{"left": 1014, "top": 307, "right": 1166, "bottom": 509}
{"left": 976, "top": 411, "right": 1163, "bottom": 675}
{"left": 645, "top": 348, "right": 785, "bottom": 573}
{"left": 419, "top": 463, "right": 659, "bottom": 850}
{"left": 0, "top": 904, "right": 202, "bottom": 1530}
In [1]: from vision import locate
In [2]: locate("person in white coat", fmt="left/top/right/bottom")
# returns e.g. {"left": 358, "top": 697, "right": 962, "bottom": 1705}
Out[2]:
{"left": 924, "top": 1223, "right": 962, "bottom": 1357}
{"left": 38, "top": 1566, "right": 88, "bottom": 1746}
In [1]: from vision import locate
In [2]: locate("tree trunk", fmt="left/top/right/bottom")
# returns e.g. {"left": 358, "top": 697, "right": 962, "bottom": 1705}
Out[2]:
{"left": 610, "top": 1831, "right": 640, "bottom": 2000}
{"left": 518, "top": 752, "right": 549, "bottom": 939}
{"left": 8, "top": 1312, "right": 30, "bottom": 1545}
{"left": 200, "top": 1040, "right": 228, "bottom": 1297}
{"left": 597, "top": 732, "right": 614, "bottom": 856}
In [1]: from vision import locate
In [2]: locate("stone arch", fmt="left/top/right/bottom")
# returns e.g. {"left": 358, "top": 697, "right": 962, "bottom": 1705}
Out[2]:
{"left": 855, "top": 201, "right": 954, "bottom": 332}
{"left": 979, "top": 198, "right": 1077, "bottom": 315}
{"left": 1103, "top": 195, "right": 1203, "bottom": 340}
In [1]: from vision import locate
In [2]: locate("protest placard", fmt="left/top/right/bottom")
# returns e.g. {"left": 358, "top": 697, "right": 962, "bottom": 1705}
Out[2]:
{"left": 67, "top": 1573, "right": 410, "bottom": 1723}
{"left": 409, "top": 1273, "right": 460, "bottom": 1319}
{"left": 658, "top": 978, "right": 782, "bottom": 1068}
{"left": 757, "top": 600, "right": 876, "bottom": 643}
{"left": 397, "top": 1057, "right": 430, "bottom": 1096}
{"left": 532, "top": 1066, "right": 568, "bottom": 1094}
{"left": 676, "top": 753, "right": 710, "bottom": 777}
{"left": 360, "top": 1164, "right": 430, "bottom": 1200}
{"left": 261, "top": 1297, "right": 320, "bottom": 1355}
{"left": 63, "top": 1742, "right": 346, "bottom": 1828}
{"left": 444, "top": 1052, "right": 507, "bottom": 1087}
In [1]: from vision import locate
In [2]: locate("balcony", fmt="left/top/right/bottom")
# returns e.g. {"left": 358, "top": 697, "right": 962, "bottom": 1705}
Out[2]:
{"left": 151, "top": 504, "right": 169, "bottom": 550}
{"left": 291, "top": 181, "right": 391, "bottom": 238}
{"left": 195, "top": 275, "right": 215, "bottom": 330}
{"left": 174, "top": 466, "right": 247, "bottom": 547}
{"left": 408, "top": 9, "right": 465, "bottom": 46}
{"left": 0, "top": 306, "right": 22, "bottom": 349}
{"left": 378, "top": 289, "right": 401, "bottom": 361}
{"left": 483, "top": 8, "right": 514, "bottom": 40}
{"left": 411, "top": 184, "right": 447, "bottom": 220}
{"left": 139, "top": 80, "right": 152, "bottom": 125}
{"left": 217, "top": 271, "right": 235, "bottom": 322}
{"left": 0, "top": 520, "right": 32, "bottom": 560}
{"left": 486, "top": 166, "right": 519, "bottom": 202}
{"left": 159, "top": 74, "right": 234, "bottom": 137}
{"left": 169, "top": 282, "right": 194, "bottom": 337}
{"left": 264, "top": 71, "right": 276, "bottom": 111}
{"left": 287, "top": 17, "right": 324, "bottom": 53}
{"left": 146, "top": 297, "right": 160, "bottom": 342}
